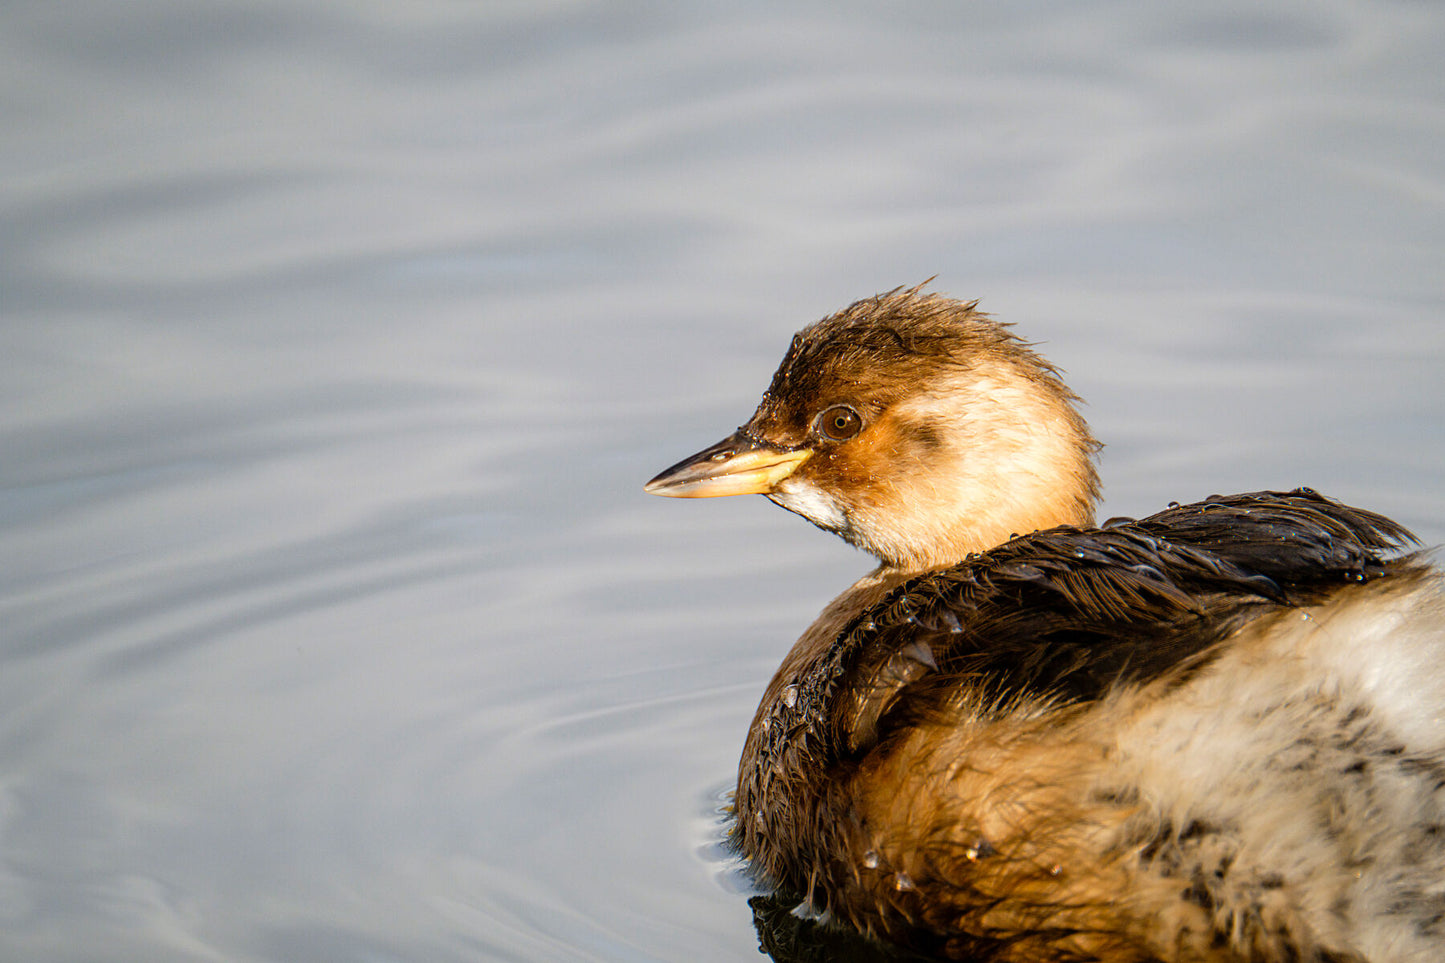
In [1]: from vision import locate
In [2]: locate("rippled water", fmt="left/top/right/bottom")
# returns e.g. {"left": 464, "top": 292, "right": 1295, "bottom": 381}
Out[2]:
{"left": 2, "top": 2, "right": 1442, "bottom": 960}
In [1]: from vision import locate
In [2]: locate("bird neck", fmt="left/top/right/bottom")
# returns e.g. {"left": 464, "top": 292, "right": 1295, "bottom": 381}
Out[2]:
{"left": 854, "top": 369, "right": 1100, "bottom": 572}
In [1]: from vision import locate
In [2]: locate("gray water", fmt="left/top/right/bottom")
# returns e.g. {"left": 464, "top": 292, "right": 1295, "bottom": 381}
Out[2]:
{"left": 2, "top": 2, "right": 1442, "bottom": 960}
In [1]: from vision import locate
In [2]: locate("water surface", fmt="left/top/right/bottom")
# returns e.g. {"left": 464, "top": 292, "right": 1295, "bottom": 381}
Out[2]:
{"left": 1, "top": 2, "right": 1442, "bottom": 960}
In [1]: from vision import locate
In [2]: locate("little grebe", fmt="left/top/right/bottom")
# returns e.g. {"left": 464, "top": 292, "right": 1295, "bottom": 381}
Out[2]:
{"left": 645, "top": 287, "right": 1443, "bottom": 963}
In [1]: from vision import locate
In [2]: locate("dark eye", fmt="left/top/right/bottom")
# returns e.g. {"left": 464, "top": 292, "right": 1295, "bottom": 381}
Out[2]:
{"left": 817, "top": 405, "right": 862, "bottom": 441}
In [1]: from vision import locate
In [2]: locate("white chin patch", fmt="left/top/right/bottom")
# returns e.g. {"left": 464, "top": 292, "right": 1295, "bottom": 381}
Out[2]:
{"left": 767, "top": 481, "right": 848, "bottom": 533}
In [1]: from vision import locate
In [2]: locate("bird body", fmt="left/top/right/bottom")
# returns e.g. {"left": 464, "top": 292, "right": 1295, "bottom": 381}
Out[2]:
{"left": 646, "top": 287, "right": 1443, "bottom": 962}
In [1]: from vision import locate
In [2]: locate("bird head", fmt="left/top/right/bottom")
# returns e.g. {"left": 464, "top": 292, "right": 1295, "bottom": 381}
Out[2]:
{"left": 646, "top": 286, "right": 1100, "bottom": 571}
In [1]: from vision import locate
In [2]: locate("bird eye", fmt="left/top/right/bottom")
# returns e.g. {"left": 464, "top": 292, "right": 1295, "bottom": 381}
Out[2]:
{"left": 817, "top": 405, "right": 862, "bottom": 441}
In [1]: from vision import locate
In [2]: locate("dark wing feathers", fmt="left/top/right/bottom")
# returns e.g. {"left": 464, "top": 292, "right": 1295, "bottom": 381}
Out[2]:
{"left": 836, "top": 489, "right": 1419, "bottom": 756}
{"left": 1131, "top": 489, "right": 1415, "bottom": 580}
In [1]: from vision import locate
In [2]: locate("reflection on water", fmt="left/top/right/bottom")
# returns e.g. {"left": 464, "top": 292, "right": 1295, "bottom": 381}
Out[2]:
{"left": 1, "top": 1, "right": 1441, "bottom": 960}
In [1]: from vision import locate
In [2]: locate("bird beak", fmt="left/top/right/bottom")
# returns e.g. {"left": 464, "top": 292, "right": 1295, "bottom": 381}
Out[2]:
{"left": 644, "top": 430, "right": 812, "bottom": 498}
